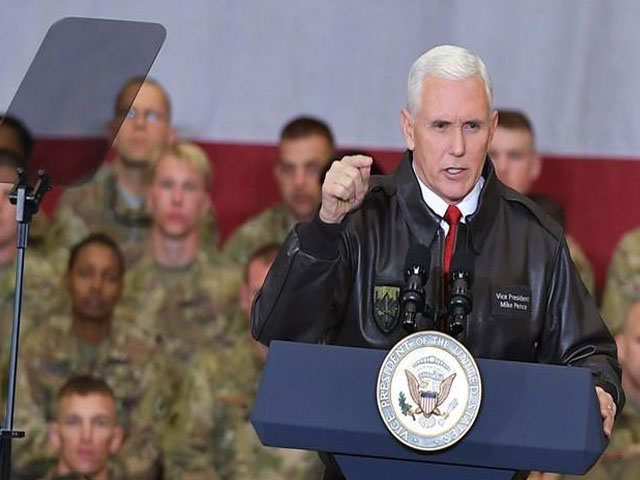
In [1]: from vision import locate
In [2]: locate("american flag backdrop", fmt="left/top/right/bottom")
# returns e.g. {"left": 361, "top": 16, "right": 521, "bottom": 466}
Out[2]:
{"left": 1, "top": 0, "right": 639, "bottom": 291}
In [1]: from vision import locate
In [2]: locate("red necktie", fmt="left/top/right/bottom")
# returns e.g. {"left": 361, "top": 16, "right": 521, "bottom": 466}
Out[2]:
{"left": 443, "top": 205, "right": 462, "bottom": 276}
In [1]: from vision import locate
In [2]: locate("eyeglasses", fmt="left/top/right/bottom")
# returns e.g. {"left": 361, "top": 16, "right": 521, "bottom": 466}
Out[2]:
{"left": 119, "top": 108, "right": 167, "bottom": 124}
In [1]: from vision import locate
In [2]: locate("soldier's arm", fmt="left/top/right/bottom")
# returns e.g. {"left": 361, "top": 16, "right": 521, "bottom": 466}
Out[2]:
{"left": 163, "top": 350, "right": 248, "bottom": 480}
{"left": 601, "top": 232, "right": 639, "bottom": 334}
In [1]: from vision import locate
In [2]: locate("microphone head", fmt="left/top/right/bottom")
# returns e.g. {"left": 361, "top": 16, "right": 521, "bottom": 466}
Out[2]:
{"left": 404, "top": 244, "right": 431, "bottom": 279}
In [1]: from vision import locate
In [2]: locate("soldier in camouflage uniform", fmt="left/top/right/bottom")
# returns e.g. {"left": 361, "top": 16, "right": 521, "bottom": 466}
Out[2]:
{"left": 601, "top": 228, "right": 640, "bottom": 333}
{"left": 163, "top": 244, "right": 323, "bottom": 479}
{"left": 489, "top": 110, "right": 596, "bottom": 294}
{"left": 556, "top": 300, "right": 640, "bottom": 480}
{"left": 37, "top": 376, "right": 127, "bottom": 480}
{"left": 0, "top": 152, "right": 60, "bottom": 408}
{"left": 47, "top": 77, "right": 219, "bottom": 268}
{"left": 13, "top": 233, "right": 174, "bottom": 480}
{"left": 223, "top": 116, "right": 335, "bottom": 266}
{"left": 122, "top": 142, "right": 241, "bottom": 365}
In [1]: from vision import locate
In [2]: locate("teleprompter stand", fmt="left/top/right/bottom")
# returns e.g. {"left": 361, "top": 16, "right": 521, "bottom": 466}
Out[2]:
{"left": 0, "top": 169, "right": 50, "bottom": 478}
{"left": 0, "top": 16, "right": 166, "bottom": 477}
{"left": 252, "top": 341, "right": 607, "bottom": 479}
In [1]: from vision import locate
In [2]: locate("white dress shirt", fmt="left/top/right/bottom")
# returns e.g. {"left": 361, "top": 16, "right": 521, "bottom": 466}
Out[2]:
{"left": 412, "top": 163, "right": 484, "bottom": 236}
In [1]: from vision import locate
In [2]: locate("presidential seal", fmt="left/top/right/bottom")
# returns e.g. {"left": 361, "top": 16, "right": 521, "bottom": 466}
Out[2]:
{"left": 376, "top": 331, "right": 482, "bottom": 451}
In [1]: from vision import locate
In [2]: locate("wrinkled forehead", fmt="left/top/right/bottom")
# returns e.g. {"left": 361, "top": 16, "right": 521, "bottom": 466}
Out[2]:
{"left": 420, "top": 75, "right": 493, "bottom": 117}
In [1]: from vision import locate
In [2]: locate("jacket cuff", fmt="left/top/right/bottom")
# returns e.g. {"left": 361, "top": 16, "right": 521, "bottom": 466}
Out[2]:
{"left": 296, "top": 213, "right": 345, "bottom": 260}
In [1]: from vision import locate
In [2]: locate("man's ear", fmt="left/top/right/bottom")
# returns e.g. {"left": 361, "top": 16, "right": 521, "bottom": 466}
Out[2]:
{"left": 530, "top": 153, "right": 543, "bottom": 183}
{"left": 199, "top": 196, "right": 212, "bottom": 220}
{"left": 239, "top": 282, "right": 252, "bottom": 315}
{"left": 487, "top": 110, "right": 499, "bottom": 145}
{"left": 48, "top": 421, "right": 61, "bottom": 451}
{"left": 64, "top": 271, "right": 73, "bottom": 295}
{"left": 273, "top": 161, "right": 283, "bottom": 185}
{"left": 167, "top": 126, "right": 177, "bottom": 146}
{"left": 615, "top": 333, "right": 626, "bottom": 365}
{"left": 145, "top": 188, "right": 155, "bottom": 215}
{"left": 400, "top": 109, "right": 415, "bottom": 151}
{"left": 109, "top": 426, "right": 125, "bottom": 454}
{"left": 107, "top": 119, "right": 119, "bottom": 143}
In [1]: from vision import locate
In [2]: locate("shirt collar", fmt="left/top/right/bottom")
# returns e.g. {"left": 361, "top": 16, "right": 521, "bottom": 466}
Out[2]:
{"left": 412, "top": 162, "right": 484, "bottom": 223}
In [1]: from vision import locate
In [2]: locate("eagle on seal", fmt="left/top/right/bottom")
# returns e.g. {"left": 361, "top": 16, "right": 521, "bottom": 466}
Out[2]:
{"left": 405, "top": 370, "right": 456, "bottom": 419}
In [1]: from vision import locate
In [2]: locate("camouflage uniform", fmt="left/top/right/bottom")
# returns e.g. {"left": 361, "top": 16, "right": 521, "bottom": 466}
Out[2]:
{"left": 12, "top": 313, "right": 177, "bottom": 480}
{"left": 566, "top": 234, "right": 596, "bottom": 297}
{"left": 37, "top": 462, "right": 126, "bottom": 480}
{"left": 121, "top": 249, "right": 241, "bottom": 365}
{"left": 47, "top": 163, "right": 220, "bottom": 267}
{"left": 0, "top": 253, "right": 61, "bottom": 408}
{"left": 559, "top": 402, "right": 640, "bottom": 480}
{"left": 602, "top": 227, "right": 640, "bottom": 333}
{"left": 222, "top": 204, "right": 291, "bottom": 265}
{"left": 164, "top": 330, "right": 323, "bottom": 480}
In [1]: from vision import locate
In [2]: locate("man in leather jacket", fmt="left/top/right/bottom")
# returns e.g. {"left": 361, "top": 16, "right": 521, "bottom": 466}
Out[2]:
{"left": 251, "top": 45, "right": 622, "bottom": 478}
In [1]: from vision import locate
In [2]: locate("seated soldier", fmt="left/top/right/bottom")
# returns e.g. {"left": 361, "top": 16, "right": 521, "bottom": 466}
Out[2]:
{"left": 489, "top": 109, "right": 595, "bottom": 295}
{"left": 40, "top": 375, "right": 124, "bottom": 480}
{"left": 47, "top": 77, "right": 219, "bottom": 267}
{"left": 0, "top": 150, "right": 58, "bottom": 406}
{"left": 13, "top": 233, "right": 174, "bottom": 480}
{"left": 122, "top": 141, "right": 240, "bottom": 365}
{"left": 223, "top": 116, "right": 335, "bottom": 265}
{"left": 602, "top": 229, "right": 640, "bottom": 334}
{"left": 164, "top": 243, "right": 322, "bottom": 480}
{"left": 556, "top": 300, "right": 640, "bottom": 480}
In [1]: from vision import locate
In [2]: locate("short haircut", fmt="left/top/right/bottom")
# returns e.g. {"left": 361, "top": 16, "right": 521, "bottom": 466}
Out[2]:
{"left": 113, "top": 76, "right": 172, "bottom": 120}
{"left": 407, "top": 45, "right": 493, "bottom": 116}
{"left": 68, "top": 232, "right": 126, "bottom": 278}
{"left": 0, "top": 114, "right": 34, "bottom": 158}
{"left": 497, "top": 109, "right": 534, "bottom": 136}
{"left": 57, "top": 375, "right": 116, "bottom": 404}
{"left": 245, "top": 243, "right": 281, "bottom": 282}
{"left": 280, "top": 116, "right": 335, "bottom": 150}
{"left": 0, "top": 148, "right": 27, "bottom": 172}
{"left": 150, "top": 141, "right": 213, "bottom": 191}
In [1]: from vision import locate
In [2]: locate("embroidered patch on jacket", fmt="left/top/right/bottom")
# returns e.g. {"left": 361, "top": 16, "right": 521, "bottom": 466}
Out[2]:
{"left": 373, "top": 285, "right": 401, "bottom": 333}
{"left": 491, "top": 284, "right": 532, "bottom": 319}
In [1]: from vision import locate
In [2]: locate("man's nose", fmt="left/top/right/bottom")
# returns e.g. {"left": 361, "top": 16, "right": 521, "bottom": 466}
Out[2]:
{"left": 132, "top": 111, "right": 148, "bottom": 129}
{"left": 293, "top": 168, "right": 307, "bottom": 187}
{"left": 171, "top": 186, "right": 184, "bottom": 204}
{"left": 450, "top": 127, "right": 466, "bottom": 157}
{"left": 80, "top": 422, "right": 93, "bottom": 442}
{"left": 88, "top": 274, "right": 104, "bottom": 292}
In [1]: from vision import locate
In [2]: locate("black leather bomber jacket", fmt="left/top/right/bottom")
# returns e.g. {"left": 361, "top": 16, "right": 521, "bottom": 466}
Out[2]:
{"left": 252, "top": 150, "right": 623, "bottom": 408}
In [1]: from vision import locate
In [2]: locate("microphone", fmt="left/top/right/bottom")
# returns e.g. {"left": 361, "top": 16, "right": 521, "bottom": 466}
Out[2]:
{"left": 400, "top": 244, "right": 431, "bottom": 334}
{"left": 447, "top": 245, "right": 474, "bottom": 337}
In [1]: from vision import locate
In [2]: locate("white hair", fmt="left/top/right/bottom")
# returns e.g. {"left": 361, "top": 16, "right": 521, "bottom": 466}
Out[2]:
{"left": 407, "top": 45, "right": 493, "bottom": 116}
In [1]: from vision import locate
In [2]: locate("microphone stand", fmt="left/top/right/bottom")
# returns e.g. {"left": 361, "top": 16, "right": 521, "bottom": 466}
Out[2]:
{"left": 0, "top": 168, "right": 51, "bottom": 478}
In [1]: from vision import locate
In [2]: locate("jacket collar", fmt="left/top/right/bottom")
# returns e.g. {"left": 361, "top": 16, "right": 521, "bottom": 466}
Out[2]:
{"left": 394, "top": 150, "right": 499, "bottom": 253}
